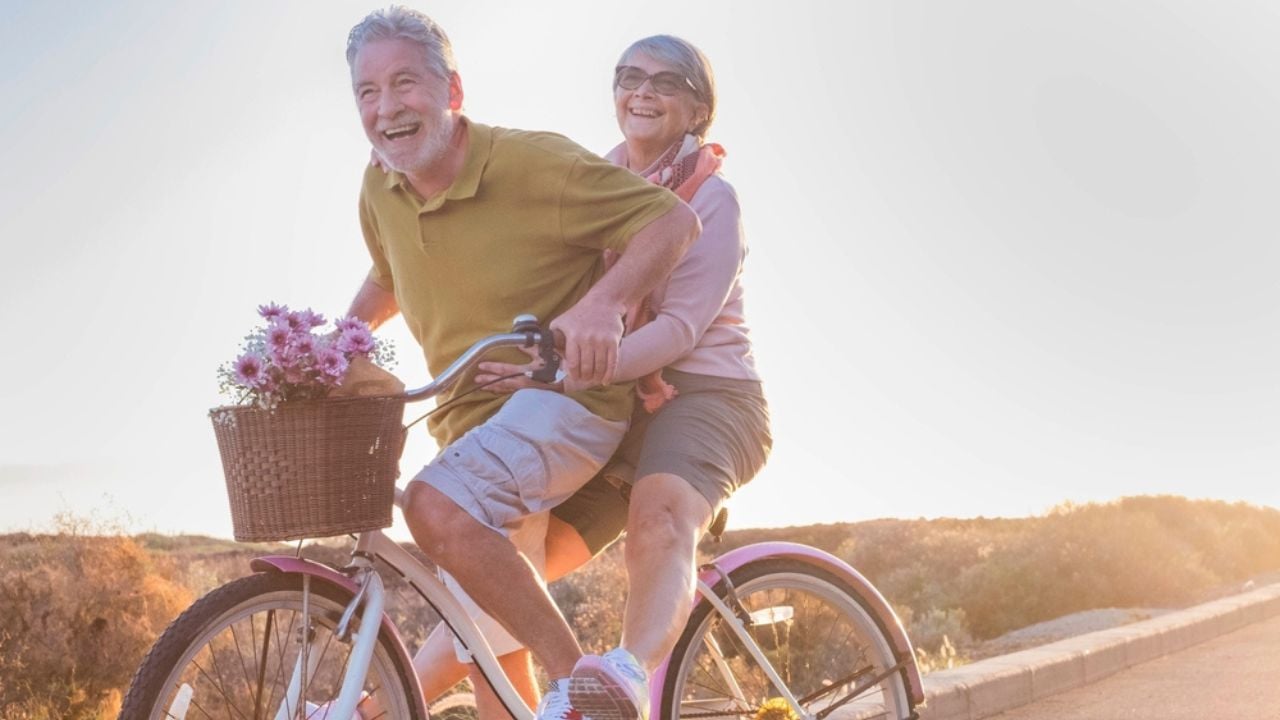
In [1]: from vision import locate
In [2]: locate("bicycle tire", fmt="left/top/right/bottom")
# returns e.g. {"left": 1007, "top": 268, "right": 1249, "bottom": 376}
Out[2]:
{"left": 660, "top": 558, "right": 913, "bottom": 720}
{"left": 430, "top": 691, "right": 479, "bottom": 720}
{"left": 119, "top": 572, "right": 425, "bottom": 720}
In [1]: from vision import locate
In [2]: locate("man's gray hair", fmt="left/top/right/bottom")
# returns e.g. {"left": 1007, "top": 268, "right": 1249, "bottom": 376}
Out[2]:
{"left": 618, "top": 35, "right": 717, "bottom": 139}
{"left": 347, "top": 6, "right": 457, "bottom": 80}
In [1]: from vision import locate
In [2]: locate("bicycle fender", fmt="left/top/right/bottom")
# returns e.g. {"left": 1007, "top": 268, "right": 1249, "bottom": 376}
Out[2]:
{"left": 249, "top": 555, "right": 429, "bottom": 716}
{"left": 656, "top": 542, "right": 924, "bottom": 708}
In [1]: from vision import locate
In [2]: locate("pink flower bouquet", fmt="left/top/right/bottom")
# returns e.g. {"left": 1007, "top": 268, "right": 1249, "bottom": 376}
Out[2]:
{"left": 217, "top": 303, "right": 396, "bottom": 409}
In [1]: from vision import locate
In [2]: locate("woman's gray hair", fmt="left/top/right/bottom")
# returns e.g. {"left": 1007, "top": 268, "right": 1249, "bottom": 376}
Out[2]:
{"left": 618, "top": 35, "right": 717, "bottom": 139}
{"left": 346, "top": 6, "right": 457, "bottom": 80}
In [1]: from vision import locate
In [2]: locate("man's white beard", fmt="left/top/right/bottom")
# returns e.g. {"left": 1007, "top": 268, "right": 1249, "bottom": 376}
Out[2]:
{"left": 382, "top": 111, "right": 455, "bottom": 175}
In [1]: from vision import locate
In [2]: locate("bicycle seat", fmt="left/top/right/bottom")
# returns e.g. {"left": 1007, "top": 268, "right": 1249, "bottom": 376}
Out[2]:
{"left": 708, "top": 507, "right": 728, "bottom": 541}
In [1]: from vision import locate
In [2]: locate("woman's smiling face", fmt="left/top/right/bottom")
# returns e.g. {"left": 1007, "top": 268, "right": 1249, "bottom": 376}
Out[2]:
{"left": 614, "top": 52, "right": 708, "bottom": 157}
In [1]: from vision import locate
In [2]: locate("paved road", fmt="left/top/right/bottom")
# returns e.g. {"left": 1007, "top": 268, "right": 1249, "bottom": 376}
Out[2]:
{"left": 988, "top": 612, "right": 1280, "bottom": 719}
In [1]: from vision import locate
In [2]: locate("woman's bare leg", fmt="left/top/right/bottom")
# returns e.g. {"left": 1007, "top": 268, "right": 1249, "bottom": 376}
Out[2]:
{"left": 619, "top": 473, "right": 713, "bottom": 670}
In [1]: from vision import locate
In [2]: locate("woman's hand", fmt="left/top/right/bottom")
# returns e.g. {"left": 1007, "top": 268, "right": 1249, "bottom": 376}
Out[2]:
{"left": 475, "top": 360, "right": 563, "bottom": 393}
{"left": 475, "top": 345, "right": 563, "bottom": 393}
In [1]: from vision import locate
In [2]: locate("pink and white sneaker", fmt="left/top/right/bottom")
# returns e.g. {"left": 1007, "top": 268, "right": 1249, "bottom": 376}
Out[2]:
{"left": 535, "top": 680, "right": 585, "bottom": 720}
{"left": 569, "top": 647, "right": 650, "bottom": 720}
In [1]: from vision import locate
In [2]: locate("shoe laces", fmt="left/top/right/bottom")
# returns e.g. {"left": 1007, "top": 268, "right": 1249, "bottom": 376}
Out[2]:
{"left": 605, "top": 649, "right": 648, "bottom": 685}
{"left": 537, "top": 685, "right": 583, "bottom": 720}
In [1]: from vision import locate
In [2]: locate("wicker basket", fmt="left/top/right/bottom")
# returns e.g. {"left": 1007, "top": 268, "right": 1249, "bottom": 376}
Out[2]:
{"left": 210, "top": 396, "right": 407, "bottom": 542}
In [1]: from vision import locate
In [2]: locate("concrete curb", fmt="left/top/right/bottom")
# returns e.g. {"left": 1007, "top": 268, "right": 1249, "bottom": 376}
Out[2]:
{"left": 914, "top": 582, "right": 1280, "bottom": 720}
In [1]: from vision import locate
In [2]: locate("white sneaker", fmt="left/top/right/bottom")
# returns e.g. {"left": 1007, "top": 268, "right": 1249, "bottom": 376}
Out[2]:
{"left": 569, "top": 648, "right": 649, "bottom": 720}
{"left": 535, "top": 679, "right": 585, "bottom": 720}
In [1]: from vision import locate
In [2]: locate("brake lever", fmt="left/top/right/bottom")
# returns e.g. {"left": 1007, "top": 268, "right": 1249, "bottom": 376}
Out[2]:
{"left": 512, "top": 314, "right": 563, "bottom": 384}
{"left": 529, "top": 330, "right": 563, "bottom": 383}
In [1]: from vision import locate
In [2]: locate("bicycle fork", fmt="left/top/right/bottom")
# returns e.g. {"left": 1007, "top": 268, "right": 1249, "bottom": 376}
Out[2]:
{"left": 273, "top": 562, "right": 386, "bottom": 720}
{"left": 696, "top": 563, "right": 811, "bottom": 720}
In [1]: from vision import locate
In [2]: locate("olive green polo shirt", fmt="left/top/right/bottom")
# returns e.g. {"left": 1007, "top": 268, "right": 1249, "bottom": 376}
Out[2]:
{"left": 359, "top": 120, "right": 679, "bottom": 447}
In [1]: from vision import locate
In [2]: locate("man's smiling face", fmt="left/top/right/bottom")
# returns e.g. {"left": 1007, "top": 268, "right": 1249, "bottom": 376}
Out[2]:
{"left": 352, "top": 37, "right": 455, "bottom": 175}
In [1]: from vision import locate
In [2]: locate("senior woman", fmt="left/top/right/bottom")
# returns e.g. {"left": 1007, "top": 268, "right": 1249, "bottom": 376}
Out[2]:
{"left": 342, "top": 35, "right": 769, "bottom": 720}
{"left": 554, "top": 34, "right": 771, "bottom": 720}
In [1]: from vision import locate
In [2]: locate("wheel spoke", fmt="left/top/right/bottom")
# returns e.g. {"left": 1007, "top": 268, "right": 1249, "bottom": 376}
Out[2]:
{"left": 185, "top": 656, "right": 252, "bottom": 720}
{"left": 229, "top": 620, "right": 254, "bottom": 699}
{"left": 254, "top": 609, "right": 276, "bottom": 720}
{"left": 666, "top": 563, "right": 912, "bottom": 720}
{"left": 203, "top": 629, "right": 252, "bottom": 720}
{"left": 121, "top": 575, "right": 418, "bottom": 720}
{"left": 186, "top": 696, "right": 217, "bottom": 718}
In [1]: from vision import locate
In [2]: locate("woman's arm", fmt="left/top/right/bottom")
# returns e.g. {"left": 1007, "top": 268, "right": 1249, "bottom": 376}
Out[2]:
{"left": 613, "top": 178, "right": 745, "bottom": 382}
{"left": 473, "top": 180, "right": 744, "bottom": 392}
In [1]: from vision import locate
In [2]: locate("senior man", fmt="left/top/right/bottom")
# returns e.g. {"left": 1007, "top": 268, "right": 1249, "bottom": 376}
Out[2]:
{"left": 338, "top": 7, "right": 698, "bottom": 720}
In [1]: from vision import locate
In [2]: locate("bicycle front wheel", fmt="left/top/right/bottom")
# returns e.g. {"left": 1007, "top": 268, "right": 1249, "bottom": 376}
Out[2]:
{"left": 661, "top": 558, "right": 913, "bottom": 720}
{"left": 120, "top": 572, "right": 424, "bottom": 720}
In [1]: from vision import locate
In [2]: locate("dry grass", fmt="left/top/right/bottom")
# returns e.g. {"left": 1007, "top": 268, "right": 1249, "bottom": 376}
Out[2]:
{"left": 0, "top": 522, "right": 192, "bottom": 719}
{"left": 3, "top": 495, "right": 1278, "bottom": 717}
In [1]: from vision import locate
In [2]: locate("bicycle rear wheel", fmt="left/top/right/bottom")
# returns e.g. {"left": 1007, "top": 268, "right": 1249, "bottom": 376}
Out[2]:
{"left": 660, "top": 558, "right": 913, "bottom": 720}
{"left": 119, "top": 572, "right": 424, "bottom": 720}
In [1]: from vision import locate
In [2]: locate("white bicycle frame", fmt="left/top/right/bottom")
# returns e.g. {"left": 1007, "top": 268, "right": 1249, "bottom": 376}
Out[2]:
{"left": 277, "top": 521, "right": 850, "bottom": 720}
{"left": 301, "top": 525, "right": 537, "bottom": 720}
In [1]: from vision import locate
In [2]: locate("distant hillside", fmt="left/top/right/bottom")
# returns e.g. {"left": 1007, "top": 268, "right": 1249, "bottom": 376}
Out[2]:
{"left": 706, "top": 496, "right": 1280, "bottom": 642}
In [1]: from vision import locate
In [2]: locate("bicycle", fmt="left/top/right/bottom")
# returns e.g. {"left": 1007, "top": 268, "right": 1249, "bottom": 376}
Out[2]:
{"left": 120, "top": 317, "right": 925, "bottom": 720}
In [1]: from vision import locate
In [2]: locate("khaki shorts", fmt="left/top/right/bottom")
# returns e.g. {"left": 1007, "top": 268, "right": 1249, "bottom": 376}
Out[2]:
{"left": 410, "top": 389, "right": 626, "bottom": 659}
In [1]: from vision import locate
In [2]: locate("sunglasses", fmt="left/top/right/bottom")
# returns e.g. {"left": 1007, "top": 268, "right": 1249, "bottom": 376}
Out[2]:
{"left": 614, "top": 65, "right": 697, "bottom": 96}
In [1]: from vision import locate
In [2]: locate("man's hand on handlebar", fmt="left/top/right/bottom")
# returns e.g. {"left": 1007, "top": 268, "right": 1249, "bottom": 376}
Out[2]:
{"left": 549, "top": 301, "right": 624, "bottom": 388}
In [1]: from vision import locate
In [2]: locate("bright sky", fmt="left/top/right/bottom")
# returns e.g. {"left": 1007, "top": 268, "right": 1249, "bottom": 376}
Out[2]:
{"left": 2, "top": 1, "right": 1278, "bottom": 541}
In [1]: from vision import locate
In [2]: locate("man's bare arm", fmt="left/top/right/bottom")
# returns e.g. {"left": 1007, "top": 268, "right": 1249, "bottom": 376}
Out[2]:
{"left": 348, "top": 276, "right": 399, "bottom": 330}
{"left": 551, "top": 201, "right": 700, "bottom": 386}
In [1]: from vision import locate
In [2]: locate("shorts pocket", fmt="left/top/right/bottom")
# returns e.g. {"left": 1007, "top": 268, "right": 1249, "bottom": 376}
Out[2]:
{"left": 438, "top": 426, "right": 547, "bottom": 529}
{"left": 473, "top": 425, "right": 549, "bottom": 519}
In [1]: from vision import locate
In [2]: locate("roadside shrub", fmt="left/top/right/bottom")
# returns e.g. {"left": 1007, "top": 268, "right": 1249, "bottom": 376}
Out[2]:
{"left": 831, "top": 496, "right": 1280, "bottom": 647}
{"left": 0, "top": 531, "right": 192, "bottom": 719}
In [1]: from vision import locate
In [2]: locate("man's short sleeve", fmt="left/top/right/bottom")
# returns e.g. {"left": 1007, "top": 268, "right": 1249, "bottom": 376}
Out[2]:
{"left": 359, "top": 190, "right": 395, "bottom": 291}
{"left": 558, "top": 154, "right": 679, "bottom": 252}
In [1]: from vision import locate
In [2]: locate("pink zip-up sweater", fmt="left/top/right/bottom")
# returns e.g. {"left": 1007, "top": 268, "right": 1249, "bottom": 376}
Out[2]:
{"left": 605, "top": 145, "right": 761, "bottom": 383}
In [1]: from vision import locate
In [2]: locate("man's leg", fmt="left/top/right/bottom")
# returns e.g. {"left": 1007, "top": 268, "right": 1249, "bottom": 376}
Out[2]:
{"left": 354, "top": 623, "right": 466, "bottom": 719}
{"left": 404, "top": 483, "right": 583, "bottom": 679}
{"left": 413, "top": 623, "right": 470, "bottom": 704}
{"left": 405, "top": 390, "right": 625, "bottom": 715}
{"left": 470, "top": 649, "right": 539, "bottom": 720}
{"left": 464, "top": 515, "right": 602, "bottom": 720}
{"left": 545, "top": 514, "right": 604, "bottom": 579}
{"left": 365, "top": 516, "right": 598, "bottom": 720}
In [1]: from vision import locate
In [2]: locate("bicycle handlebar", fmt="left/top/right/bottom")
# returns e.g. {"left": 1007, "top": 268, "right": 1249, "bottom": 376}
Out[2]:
{"left": 402, "top": 314, "right": 557, "bottom": 402}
